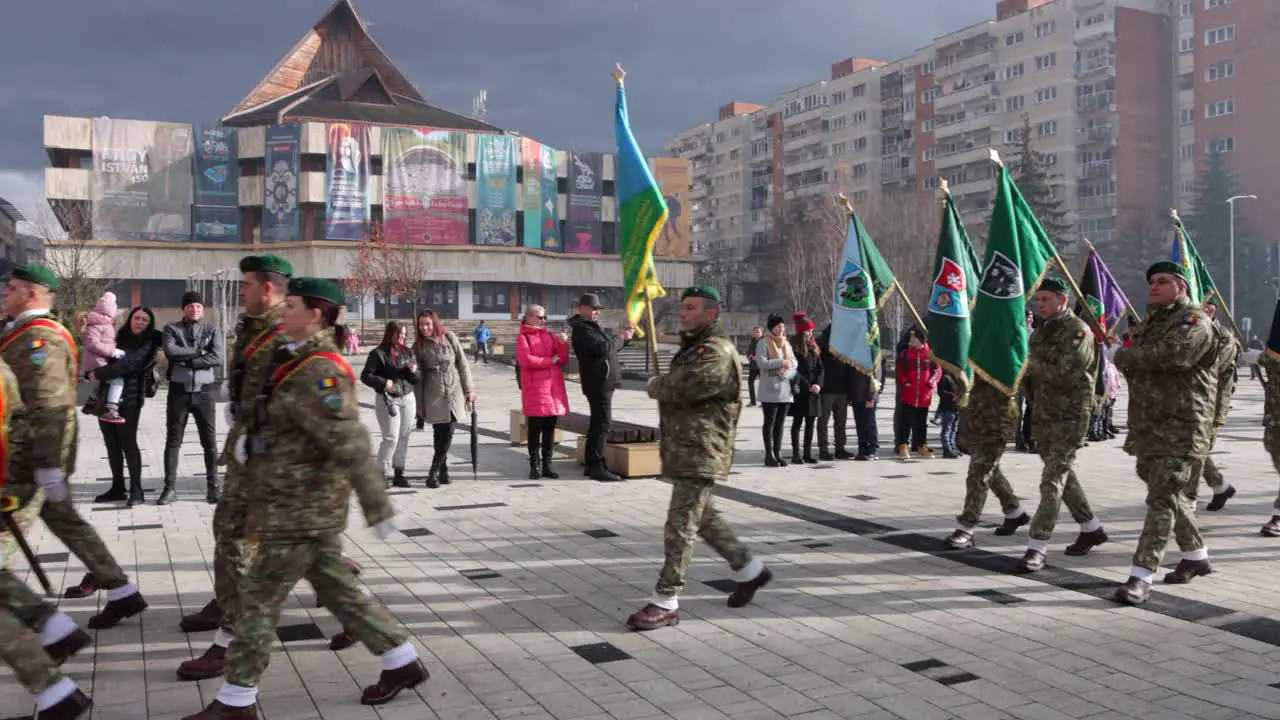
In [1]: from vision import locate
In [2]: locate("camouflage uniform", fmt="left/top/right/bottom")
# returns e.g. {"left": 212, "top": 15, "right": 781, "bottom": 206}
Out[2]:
{"left": 1113, "top": 296, "right": 1217, "bottom": 575}
{"left": 0, "top": 312, "right": 129, "bottom": 591}
{"left": 1258, "top": 353, "right": 1280, "bottom": 528}
{"left": 225, "top": 330, "right": 405, "bottom": 689}
{"left": 1025, "top": 309, "right": 1099, "bottom": 544}
{"left": 1195, "top": 327, "right": 1240, "bottom": 498}
{"left": 953, "top": 379, "right": 1024, "bottom": 531}
{"left": 645, "top": 320, "right": 759, "bottom": 604}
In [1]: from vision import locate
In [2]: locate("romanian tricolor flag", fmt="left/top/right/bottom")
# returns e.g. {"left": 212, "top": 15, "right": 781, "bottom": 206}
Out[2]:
{"left": 613, "top": 68, "right": 668, "bottom": 332}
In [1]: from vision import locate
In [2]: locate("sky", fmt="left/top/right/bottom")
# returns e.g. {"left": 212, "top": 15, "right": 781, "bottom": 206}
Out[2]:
{"left": 0, "top": 0, "right": 993, "bottom": 224}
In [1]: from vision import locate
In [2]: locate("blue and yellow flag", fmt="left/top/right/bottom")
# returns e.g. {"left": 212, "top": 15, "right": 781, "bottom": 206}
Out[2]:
{"left": 829, "top": 208, "right": 886, "bottom": 384}
{"left": 1170, "top": 215, "right": 1217, "bottom": 307}
{"left": 614, "top": 75, "right": 668, "bottom": 331}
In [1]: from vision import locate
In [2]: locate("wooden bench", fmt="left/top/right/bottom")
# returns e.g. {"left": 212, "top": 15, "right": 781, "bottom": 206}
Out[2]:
{"left": 559, "top": 412, "right": 662, "bottom": 478}
{"left": 508, "top": 409, "right": 567, "bottom": 446}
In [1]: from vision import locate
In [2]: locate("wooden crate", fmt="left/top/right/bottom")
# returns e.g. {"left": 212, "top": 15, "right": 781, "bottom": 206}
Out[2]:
{"left": 575, "top": 436, "right": 662, "bottom": 478}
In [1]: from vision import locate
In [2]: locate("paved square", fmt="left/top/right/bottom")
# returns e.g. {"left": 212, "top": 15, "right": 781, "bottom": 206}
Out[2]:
{"left": 5, "top": 359, "right": 1280, "bottom": 720}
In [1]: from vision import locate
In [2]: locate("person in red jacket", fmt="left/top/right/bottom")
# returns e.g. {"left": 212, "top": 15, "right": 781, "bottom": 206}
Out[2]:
{"left": 894, "top": 325, "right": 941, "bottom": 458}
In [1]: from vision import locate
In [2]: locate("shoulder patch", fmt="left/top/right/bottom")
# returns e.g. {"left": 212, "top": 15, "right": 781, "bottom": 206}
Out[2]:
{"left": 29, "top": 349, "right": 47, "bottom": 366}
{"left": 316, "top": 376, "right": 339, "bottom": 390}
{"left": 27, "top": 339, "right": 44, "bottom": 349}
{"left": 1182, "top": 313, "right": 1198, "bottom": 325}
{"left": 1074, "top": 329, "right": 1086, "bottom": 340}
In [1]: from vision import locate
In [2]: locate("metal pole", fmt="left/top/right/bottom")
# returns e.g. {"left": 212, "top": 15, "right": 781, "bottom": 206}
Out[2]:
{"left": 1226, "top": 194, "right": 1258, "bottom": 315}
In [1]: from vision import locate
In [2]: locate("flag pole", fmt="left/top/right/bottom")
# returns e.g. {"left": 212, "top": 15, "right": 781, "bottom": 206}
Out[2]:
{"left": 643, "top": 291, "right": 661, "bottom": 376}
{"left": 838, "top": 193, "right": 926, "bottom": 335}
{"left": 1171, "top": 207, "right": 1246, "bottom": 342}
{"left": 1081, "top": 237, "right": 1141, "bottom": 324}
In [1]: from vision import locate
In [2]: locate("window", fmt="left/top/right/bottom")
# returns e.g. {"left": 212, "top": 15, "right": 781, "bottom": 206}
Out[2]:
{"left": 919, "top": 61, "right": 935, "bottom": 76}
{"left": 1206, "top": 61, "right": 1234, "bottom": 81}
{"left": 922, "top": 148, "right": 937, "bottom": 162}
{"left": 1036, "top": 120, "right": 1058, "bottom": 136}
{"left": 831, "top": 142, "right": 848, "bottom": 156}
{"left": 1180, "top": 107, "right": 1194, "bottom": 125}
{"left": 1181, "top": 143, "right": 1195, "bottom": 159}
{"left": 853, "top": 83, "right": 867, "bottom": 97}
{"left": 1005, "top": 31, "right": 1024, "bottom": 46}
{"left": 852, "top": 110, "right": 867, "bottom": 124}
{"left": 829, "top": 116, "right": 848, "bottom": 131}
{"left": 472, "top": 282, "right": 509, "bottom": 314}
{"left": 831, "top": 90, "right": 847, "bottom": 105}
{"left": 921, "top": 118, "right": 935, "bottom": 132}
{"left": 852, "top": 163, "right": 868, "bottom": 178}
{"left": 1034, "top": 20, "right": 1056, "bottom": 38}
{"left": 1004, "top": 62, "right": 1025, "bottom": 80}
{"left": 1205, "top": 25, "right": 1235, "bottom": 45}
{"left": 1205, "top": 99, "right": 1235, "bottom": 117}
{"left": 1006, "top": 95, "right": 1024, "bottom": 112}
{"left": 1206, "top": 0, "right": 1232, "bottom": 7}
{"left": 1209, "top": 136, "right": 1235, "bottom": 152}
{"left": 1181, "top": 180, "right": 1196, "bottom": 195}
{"left": 1004, "top": 128, "right": 1023, "bottom": 144}
{"left": 853, "top": 136, "right": 868, "bottom": 150}
{"left": 1179, "top": 35, "right": 1195, "bottom": 52}
{"left": 1035, "top": 53, "right": 1057, "bottom": 71}
{"left": 1035, "top": 86, "right": 1057, "bottom": 104}
{"left": 923, "top": 176, "right": 939, "bottom": 190}
{"left": 1180, "top": 1, "right": 1192, "bottom": 16}
{"left": 921, "top": 88, "right": 939, "bottom": 103}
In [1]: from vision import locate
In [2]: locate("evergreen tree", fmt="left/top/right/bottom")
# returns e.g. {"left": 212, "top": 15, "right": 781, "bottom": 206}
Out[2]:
{"left": 984, "top": 115, "right": 1072, "bottom": 255}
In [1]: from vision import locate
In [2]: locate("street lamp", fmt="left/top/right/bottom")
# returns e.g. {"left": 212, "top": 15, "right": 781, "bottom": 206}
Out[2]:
{"left": 1227, "top": 194, "right": 1258, "bottom": 314}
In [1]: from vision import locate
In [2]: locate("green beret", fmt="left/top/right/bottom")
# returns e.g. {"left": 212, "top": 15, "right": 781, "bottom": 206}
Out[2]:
{"left": 1038, "top": 276, "right": 1069, "bottom": 296}
{"left": 682, "top": 285, "right": 721, "bottom": 303}
{"left": 10, "top": 264, "right": 59, "bottom": 291}
{"left": 287, "top": 277, "right": 345, "bottom": 306}
{"left": 1146, "top": 261, "right": 1187, "bottom": 283}
{"left": 239, "top": 254, "right": 293, "bottom": 277}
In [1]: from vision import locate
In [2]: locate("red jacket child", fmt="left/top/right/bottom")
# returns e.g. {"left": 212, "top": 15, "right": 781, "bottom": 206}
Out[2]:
{"left": 896, "top": 342, "right": 941, "bottom": 408}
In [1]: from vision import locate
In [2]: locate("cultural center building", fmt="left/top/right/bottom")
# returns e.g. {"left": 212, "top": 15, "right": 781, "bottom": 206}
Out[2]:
{"left": 41, "top": 0, "right": 694, "bottom": 322}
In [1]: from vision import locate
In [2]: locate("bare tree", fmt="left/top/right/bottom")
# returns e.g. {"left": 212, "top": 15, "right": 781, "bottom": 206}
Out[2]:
{"left": 858, "top": 188, "right": 939, "bottom": 315}
{"left": 771, "top": 193, "right": 846, "bottom": 324}
{"left": 387, "top": 241, "right": 430, "bottom": 318}
{"left": 32, "top": 204, "right": 119, "bottom": 321}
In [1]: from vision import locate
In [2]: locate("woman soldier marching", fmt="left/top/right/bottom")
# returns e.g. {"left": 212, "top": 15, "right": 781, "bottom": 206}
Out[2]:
{"left": 184, "top": 278, "right": 426, "bottom": 719}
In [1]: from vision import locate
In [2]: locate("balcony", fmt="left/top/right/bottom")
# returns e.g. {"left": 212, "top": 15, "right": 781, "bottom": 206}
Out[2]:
{"left": 1077, "top": 195, "right": 1116, "bottom": 212}
{"left": 44, "top": 167, "right": 88, "bottom": 201}
{"left": 1076, "top": 90, "right": 1116, "bottom": 112}
{"left": 1075, "top": 160, "right": 1114, "bottom": 180}
{"left": 933, "top": 81, "right": 993, "bottom": 113}
{"left": 936, "top": 52, "right": 994, "bottom": 83}
{"left": 1075, "top": 19, "right": 1114, "bottom": 43}
{"left": 933, "top": 144, "right": 995, "bottom": 170}
{"left": 1075, "top": 55, "right": 1116, "bottom": 77}
{"left": 44, "top": 115, "right": 92, "bottom": 151}
{"left": 1083, "top": 126, "right": 1116, "bottom": 144}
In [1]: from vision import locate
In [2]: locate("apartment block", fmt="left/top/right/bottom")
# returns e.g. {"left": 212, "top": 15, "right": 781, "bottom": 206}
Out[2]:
{"left": 669, "top": 0, "right": 1176, "bottom": 285}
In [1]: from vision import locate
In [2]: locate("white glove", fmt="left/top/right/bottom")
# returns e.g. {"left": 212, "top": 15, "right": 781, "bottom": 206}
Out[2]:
{"left": 224, "top": 403, "right": 235, "bottom": 426}
{"left": 110, "top": 348, "right": 126, "bottom": 359}
{"left": 373, "top": 517, "right": 398, "bottom": 540}
{"left": 234, "top": 435, "right": 247, "bottom": 465}
{"left": 646, "top": 376, "right": 659, "bottom": 393}
{"left": 220, "top": 380, "right": 229, "bottom": 398}
{"left": 35, "top": 468, "right": 68, "bottom": 503}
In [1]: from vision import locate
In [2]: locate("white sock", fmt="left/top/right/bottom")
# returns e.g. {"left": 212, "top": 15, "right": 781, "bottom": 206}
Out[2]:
{"left": 1129, "top": 566, "right": 1154, "bottom": 584}
{"left": 732, "top": 557, "right": 764, "bottom": 583}
{"left": 35, "top": 677, "right": 77, "bottom": 710}
{"left": 213, "top": 628, "right": 234, "bottom": 648}
{"left": 1027, "top": 539, "right": 1049, "bottom": 553}
{"left": 1080, "top": 517, "right": 1102, "bottom": 533}
{"left": 648, "top": 594, "right": 678, "bottom": 611}
{"left": 1217, "top": 482, "right": 1233, "bottom": 494}
{"left": 1183, "top": 547, "right": 1209, "bottom": 562}
{"left": 954, "top": 524, "right": 975, "bottom": 534}
{"left": 40, "top": 613, "right": 77, "bottom": 646}
{"left": 379, "top": 641, "right": 418, "bottom": 671}
{"left": 105, "top": 582, "right": 138, "bottom": 602}
{"left": 215, "top": 683, "right": 258, "bottom": 707}
{"left": 1004, "top": 507, "right": 1025, "bottom": 519}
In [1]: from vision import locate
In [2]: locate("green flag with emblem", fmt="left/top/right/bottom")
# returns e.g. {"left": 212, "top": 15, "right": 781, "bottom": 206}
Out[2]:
{"left": 925, "top": 183, "right": 980, "bottom": 392}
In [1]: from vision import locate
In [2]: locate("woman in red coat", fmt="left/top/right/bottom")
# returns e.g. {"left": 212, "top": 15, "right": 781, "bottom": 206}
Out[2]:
{"left": 893, "top": 325, "right": 941, "bottom": 458}
{"left": 516, "top": 304, "right": 570, "bottom": 479}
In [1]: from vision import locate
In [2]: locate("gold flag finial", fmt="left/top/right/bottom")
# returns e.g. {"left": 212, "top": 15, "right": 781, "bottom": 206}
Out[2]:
{"left": 988, "top": 148, "right": 1004, "bottom": 167}
{"left": 837, "top": 193, "right": 854, "bottom": 215}
{"left": 939, "top": 178, "right": 950, "bottom": 196}
{"left": 1169, "top": 207, "right": 1181, "bottom": 222}
{"left": 1083, "top": 237, "right": 1095, "bottom": 252}
{"left": 613, "top": 63, "right": 626, "bottom": 86}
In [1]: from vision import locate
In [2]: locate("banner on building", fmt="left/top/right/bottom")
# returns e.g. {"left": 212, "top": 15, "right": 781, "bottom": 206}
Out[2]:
{"left": 520, "top": 138, "right": 543, "bottom": 249}
{"left": 566, "top": 151, "right": 603, "bottom": 255}
{"left": 475, "top": 134, "right": 518, "bottom": 246}
{"left": 383, "top": 127, "right": 469, "bottom": 245}
{"left": 324, "top": 123, "right": 371, "bottom": 241}
{"left": 91, "top": 118, "right": 194, "bottom": 242}
{"left": 194, "top": 125, "right": 238, "bottom": 207}
{"left": 540, "top": 145, "right": 561, "bottom": 251}
{"left": 263, "top": 123, "right": 301, "bottom": 243}
{"left": 650, "top": 157, "right": 692, "bottom": 258}
{"left": 193, "top": 205, "right": 241, "bottom": 244}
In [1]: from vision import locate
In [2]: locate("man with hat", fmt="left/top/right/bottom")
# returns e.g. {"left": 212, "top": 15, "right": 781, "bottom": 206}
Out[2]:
{"left": 0, "top": 263, "right": 149, "bottom": 628}
{"left": 627, "top": 286, "right": 770, "bottom": 631}
{"left": 159, "top": 285, "right": 225, "bottom": 505}
{"left": 1112, "top": 261, "right": 1219, "bottom": 605}
{"left": 1015, "top": 276, "right": 1108, "bottom": 573}
{"left": 1196, "top": 299, "right": 1241, "bottom": 512}
{"left": 568, "top": 292, "right": 636, "bottom": 482}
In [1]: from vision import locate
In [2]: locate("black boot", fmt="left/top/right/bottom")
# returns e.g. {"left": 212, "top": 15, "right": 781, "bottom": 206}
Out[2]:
{"left": 528, "top": 426, "right": 542, "bottom": 480}
{"left": 95, "top": 481, "right": 127, "bottom": 504}
{"left": 156, "top": 483, "right": 176, "bottom": 506}
{"left": 763, "top": 427, "right": 777, "bottom": 467}
{"left": 426, "top": 457, "right": 441, "bottom": 489}
{"left": 540, "top": 427, "right": 559, "bottom": 479}
{"left": 206, "top": 478, "right": 220, "bottom": 504}
{"left": 803, "top": 428, "right": 817, "bottom": 463}
{"left": 439, "top": 462, "right": 451, "bottom": 485}
{"left": 205, "top": 454, "right": 220, "bottom": 503}
{"left": 392, "top": 468, "right": 409, "bottom": 488}
{"left": 126, "top": 478, "right": 144, "bottom": 508}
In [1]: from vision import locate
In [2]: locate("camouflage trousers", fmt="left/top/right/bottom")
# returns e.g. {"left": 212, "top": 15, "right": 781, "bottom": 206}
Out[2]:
{"left": 955, "top": 445, "right": 1021, "bottom": 529}
{"left": 654, "top": 477, "right": 749, "bottom": 598}
{"left": 1028, "top": 442, "right": 1095, "bottom": 541}
{"left": 1188, "top": 434, "right": 1224, "bottom": 498}
{"left": 1132, "top": 455, "right": 1205, "bottom": 572}
{"left": 42, "top": 494, "right": 129, "bottom": 590}
{"left": 212, "top": 466, "right": 250, "bottom": 632}
{"left": 226, "top": 534, "right": 405, "bottom": 688}
{"left": 0, "top": 569, "right": 60, "bottom": 694}
{"left": 0, "top": 490, "right": 43, "bottom": 569}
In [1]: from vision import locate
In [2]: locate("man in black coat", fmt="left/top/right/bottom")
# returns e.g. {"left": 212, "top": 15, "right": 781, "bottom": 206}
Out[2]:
{"left": 569, "top": 293, "right": 635, "bottom": 481}
{"left": 745, "top": 327, "right": 762, "bottom": 406}
{"left": 850, "top": 355, "right": 886, "bottom": 460}
{"left": 815, "top": 325, "right": 855, "bottom": 459}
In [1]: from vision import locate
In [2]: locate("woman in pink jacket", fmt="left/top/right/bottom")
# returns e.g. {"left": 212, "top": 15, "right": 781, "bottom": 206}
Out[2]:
{"left": 516, "top": 304, "right": 570, "bottom": 480}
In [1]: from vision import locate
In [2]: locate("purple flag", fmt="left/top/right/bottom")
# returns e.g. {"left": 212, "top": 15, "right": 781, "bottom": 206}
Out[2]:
{"left": 1076, "top": 249, "right": 1131, "bottom": 342}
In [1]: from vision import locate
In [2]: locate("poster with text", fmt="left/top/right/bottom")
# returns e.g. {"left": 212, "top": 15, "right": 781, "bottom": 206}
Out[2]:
{"left": 520, "top": 138, "right": 543, "bottom": 249}
{"left": 650, "top": 157, "right": 692, "bottom": 258}
{"left": 194, "top": 124, "right": 238, "bottom": 207}
{"left": 91, "top": 118, "right": 194, "bottom": 242}
{"left": 566, "top": 151, "right": 603, "bottom": 255}
{"left": 324, "top": 123, "right": 371, "bottom": 241}
{"left": 475, "top": 134, "right": 518, "bottom": 246}
{"left": 539, "top": 145, "right": 561, "bottom": 251}
{"left": 263, "top": 123, "right": 301, "bottom": 243}
{"left": 193, "top": 205, "right": 240, "bottom": 243}
{"left": 383, "top": 127, "right": 469, "bottom": 244}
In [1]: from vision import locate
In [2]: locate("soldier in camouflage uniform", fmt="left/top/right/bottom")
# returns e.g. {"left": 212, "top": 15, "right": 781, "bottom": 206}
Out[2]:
{"left": 1259, "top": 348, "right": 1280, "bottom": 536}
{"left": 1016, "top": 278, "right": 1108, "bottom": 572}
{"left": 1112, "top": 261, "right": 1218, "bottom": 606}
{"left": 0, "top": 264, "right": 148, "bottom": 628}
{"left": 0, "top": 356, "right": 95, "bottom": 719}
{"left": 626, "top": 286, "right": 771, "bottom": 631}
{"left": 1196, "top": 300, "right": 1240, "bottom": 512}
{"left": 183, "top": 278, "right": 425, "bottom": 720}
{"left": 943, "top": 377, "right": 1029, "bottom": 550}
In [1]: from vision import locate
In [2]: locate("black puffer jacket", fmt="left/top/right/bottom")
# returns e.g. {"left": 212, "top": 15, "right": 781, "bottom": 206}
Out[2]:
{"left": 569, "top": 314, "right": 628, "bottom": 395}
{"left": 94, "top": 330, "right": 162, "bottom": 411}
{"left": 362, "top": 345, "right": 419, "bottom": 397}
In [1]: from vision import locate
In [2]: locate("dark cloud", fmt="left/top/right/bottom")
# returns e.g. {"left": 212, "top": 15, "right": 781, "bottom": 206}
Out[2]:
{"left": 0, "top": 0, "right": 991, "bottom": 209}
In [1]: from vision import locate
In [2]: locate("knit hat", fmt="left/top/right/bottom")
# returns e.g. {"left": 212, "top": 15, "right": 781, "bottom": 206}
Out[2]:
{"left": 181, "top": 291, "right": 203, "bottom": 308}
{"left": 792, "top": 312, "right": 815, "bottom": 333}
{"left": 766, "top": 314, "right": 785, "bottom": 331}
